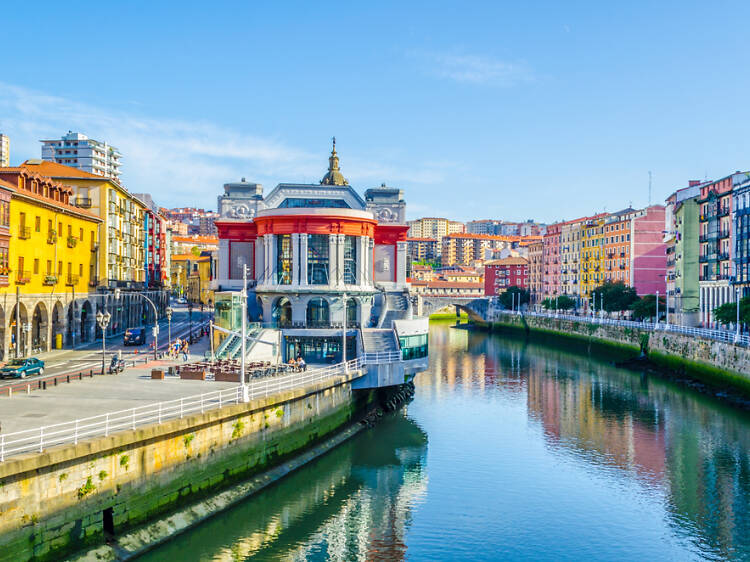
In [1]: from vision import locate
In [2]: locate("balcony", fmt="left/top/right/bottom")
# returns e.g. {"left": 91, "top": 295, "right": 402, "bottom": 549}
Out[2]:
{"left": 619, "top": 265, "right": 626, "bottom": 270}
{"left": 43, "top": 275, "right": 58, "bottom": 286}
{"left": 18, "top": 226, "right": 31, "bottom": 240}
{"left": 88, "top": 278, "right": 99, "bottom": 287}
{"left": 699, "top": 233, "right": 710, "bottom": 242}
{"left": 16, "top": 270, "right": 31, "bottom": 284}
{"left": 65, "top": 274, "right": 80, "bottom": 286}
{"left": 718, "top": 252, "right": 730, "bottom": 261}
{"left": 719, "top": 207, "right": 730, "bottom": 217}
{"left": 719, "top": 230, "right": 730, "bottom": 239}
{"left": 91, "top": 243, "right": 99, "bottom": 253}
{"left": 74, "top": 197, "right": 92, "bottom": 209}
{"left": 47, "top": 230, "right": 57, "bottom": 244}
{"left": 67, "top": 236, "right": 78, "bottom": 248}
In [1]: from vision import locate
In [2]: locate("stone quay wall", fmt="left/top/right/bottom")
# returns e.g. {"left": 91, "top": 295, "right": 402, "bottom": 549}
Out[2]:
{"left": 0, "top": 372, "right": 368, "bottom": 561}
{"left": 477, "top": 314, "right": 750, "bottom": 393}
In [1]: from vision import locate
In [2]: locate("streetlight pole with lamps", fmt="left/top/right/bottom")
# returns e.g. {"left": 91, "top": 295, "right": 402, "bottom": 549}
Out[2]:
{"left": 166, "top": 306, "right": 173, "bottom": 351}
{"left": 96, "top": 310, "right": 111, "bottom": 375}
{"left": 240, "top": 265, "right": 249, "bottom": 402}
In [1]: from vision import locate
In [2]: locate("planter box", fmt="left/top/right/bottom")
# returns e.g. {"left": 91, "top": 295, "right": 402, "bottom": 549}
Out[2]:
{"left": 180, "top": 369, "right": 206, "bottom": 381}
{"left": 214, "top": 371, "right": 240, "bottom": 383}
{"left": 151, "top": 369, "right": 165, "bottom": 380}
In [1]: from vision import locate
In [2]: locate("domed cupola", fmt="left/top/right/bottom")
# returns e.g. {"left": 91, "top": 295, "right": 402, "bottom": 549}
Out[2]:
{"left": 320, "top": 137, "right": 349, "bottom": 186}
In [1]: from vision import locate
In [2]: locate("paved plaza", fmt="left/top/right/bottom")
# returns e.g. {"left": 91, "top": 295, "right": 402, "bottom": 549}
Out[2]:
{"left": 0, "top": 338, "right": 238, "bottom": 435}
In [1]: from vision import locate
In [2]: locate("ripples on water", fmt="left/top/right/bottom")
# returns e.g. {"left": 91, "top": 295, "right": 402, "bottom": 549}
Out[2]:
{"left": 141, "top": 321, "right": 750, "bottom": 561}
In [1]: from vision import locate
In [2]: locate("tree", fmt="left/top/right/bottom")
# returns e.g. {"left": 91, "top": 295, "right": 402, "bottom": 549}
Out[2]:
{"left": 541, "top": 295, "right": 575, "bottom": 310}
{"left": 497, "top": 286, "right": 530, "bottom": 309}
{"left": 591, "top": 281, "right": 638, "bottom": 312}
{"left": 713, "top": 297, "right": 750, "bottom": 326}
{"left": 630, "top": 294, "right": 666, "bottom": 321}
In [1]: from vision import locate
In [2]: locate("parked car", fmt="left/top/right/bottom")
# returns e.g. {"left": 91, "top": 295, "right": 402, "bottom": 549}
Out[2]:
{"left": 177, "top": 297, "right": 188, "bottom": 305}
{"left": 0, "top": 358, "right": 45, "bottom": 379}
{"left": 124, "top": 327, "right": 146, "bottom": 346}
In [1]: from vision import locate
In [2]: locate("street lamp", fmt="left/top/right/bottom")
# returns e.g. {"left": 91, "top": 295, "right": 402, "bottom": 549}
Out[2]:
{"left": 342, "top": 292, "right": 348, "bottom": 373}
{"left": 655, "top": 290, "right": 660, "bottom": 328}
{"left": 188, "top": 301, "right": 194, "bottom": 343}
{"left": 96, "top": 310, "right": 111, "bottom": 375}
{"left": 240, "top": 265, "right": 249, "bottom": 402}
{"left": 22, "top": 322, "right": 31, "bottom": 357}
{"left": 166, "top": 306, "right": 173, "bottom": 351}
{"left": 735, "top": 288, "right": 741, "bottom": 343}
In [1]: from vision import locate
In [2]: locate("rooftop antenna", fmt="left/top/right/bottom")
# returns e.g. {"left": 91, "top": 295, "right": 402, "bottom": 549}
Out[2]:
{"left": 648, "top": 171, "right": 652, "bottom": 207}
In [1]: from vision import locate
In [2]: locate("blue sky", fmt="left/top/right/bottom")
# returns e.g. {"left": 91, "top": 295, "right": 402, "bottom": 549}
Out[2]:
{"left": 2, "top": 1, "right": 750, "bottom": 222}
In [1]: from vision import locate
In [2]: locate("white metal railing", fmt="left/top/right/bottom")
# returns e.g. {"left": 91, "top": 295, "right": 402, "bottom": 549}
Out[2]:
{"left": 489, "top": 308, "right": 750, "bottom": 347}
{"left": 0, "top": 354, "right": 402, "bottom": 462}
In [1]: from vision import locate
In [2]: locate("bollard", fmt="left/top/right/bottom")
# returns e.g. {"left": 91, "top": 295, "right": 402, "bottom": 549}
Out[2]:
{"left": 90, "top": 369, "right": 93, "bottom": 378}
{"left": 8, "top": 387, "right": 11, "bottom": 398}
{"left": 42, "top": 381, "right": 47, "bottom": 391}
{"left": 67, "top": 375, "right": 70, "bottom": 384}
{"left": 26, "top": 384, "right": 30, "bottom": 395}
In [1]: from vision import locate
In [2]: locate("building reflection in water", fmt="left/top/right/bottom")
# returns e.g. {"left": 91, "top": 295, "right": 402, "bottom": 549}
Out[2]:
{"left": 438, "top": 325, "right": 750, "bottom": 560}
{"left": 139, "top": 412, "right": 428, "bottom": 562}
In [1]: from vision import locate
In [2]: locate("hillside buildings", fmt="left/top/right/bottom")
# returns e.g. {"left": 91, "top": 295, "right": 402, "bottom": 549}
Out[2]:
{"left": 40, "top": 132, "right": 122, "bottom": 181}
{"left": 484, "top": 257, "right": 529, "bottom": 297}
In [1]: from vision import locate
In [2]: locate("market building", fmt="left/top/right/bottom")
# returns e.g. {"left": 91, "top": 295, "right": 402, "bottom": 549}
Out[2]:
{"left": 213, "top": 141, "right": 428, "bottom": 386}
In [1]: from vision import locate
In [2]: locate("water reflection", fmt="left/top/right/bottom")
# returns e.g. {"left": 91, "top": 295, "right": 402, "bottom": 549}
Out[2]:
{"left": 444, "top": 324, "right": 750, "bottom": 560}
{"left": 141, "top": 322, "right": 750, "bottom": 561}
{"left": 140, "top": 413, "right": 428, "bottom": 561}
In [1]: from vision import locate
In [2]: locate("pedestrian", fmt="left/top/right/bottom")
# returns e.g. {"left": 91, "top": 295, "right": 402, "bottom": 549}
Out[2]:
{"left": 182, "top": 341, "right": 189, "bottom": 362}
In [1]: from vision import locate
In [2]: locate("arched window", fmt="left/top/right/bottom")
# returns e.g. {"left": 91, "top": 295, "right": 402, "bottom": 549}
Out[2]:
{"left": 346, "top": 298, "right": 358, "bottom": 327}
{"left": 272, "top": 297, "right": 292, "bottom": 328}
{"left": 306, "top": 298, "right": 330, "bottom": 328}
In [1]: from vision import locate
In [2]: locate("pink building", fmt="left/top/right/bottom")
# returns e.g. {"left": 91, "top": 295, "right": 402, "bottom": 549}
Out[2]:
{"left": 542, "top": 222, "right": 561, "bottom": 297}
{"left": 631, "top": 205, "right": 667, "bottom": 296}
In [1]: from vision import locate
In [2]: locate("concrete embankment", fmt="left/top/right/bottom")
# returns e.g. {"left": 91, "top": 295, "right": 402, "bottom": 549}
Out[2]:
{"left": 473, "top": 314, "right": 750, "bottom": 396}
{"left": 0, "top": 371, "right": 378, "bottom": 561}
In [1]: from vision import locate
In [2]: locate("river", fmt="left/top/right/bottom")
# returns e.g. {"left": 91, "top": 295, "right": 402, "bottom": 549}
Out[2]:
{"left": 140, "top": 321, "right": 750, "bottom": 561}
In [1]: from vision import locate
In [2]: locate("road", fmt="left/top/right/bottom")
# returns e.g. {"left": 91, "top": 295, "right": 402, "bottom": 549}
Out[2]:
{"left": 0, "top": 304, "right": 211, "bottom": 389}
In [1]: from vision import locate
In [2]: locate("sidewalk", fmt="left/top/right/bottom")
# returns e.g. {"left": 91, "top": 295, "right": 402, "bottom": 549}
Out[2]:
{"left": 0, "top": 334, "right": 228, "bottom": 435}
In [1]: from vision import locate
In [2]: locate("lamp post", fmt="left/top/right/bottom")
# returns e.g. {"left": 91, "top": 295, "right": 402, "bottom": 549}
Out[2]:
{"left": 240, "top": 265, "right": 249, "bottom": 402}
{"left": 735, "top": 288, "right": 741, "bottom": 343}
{"left": 655, "top": 290, "right": 660, "bottom": 328}
{"left": 96, "top": 310, "right": 111, "bottom": 375}
{"left": 22, "top": 322, "right": 31, "bottom": 358}
{"left": 342, "top": 292, "right": 348, "bottom": 373}
{"left": 166, "top": 306, "right": 173, "bottom": 351}
{"left": 188, "top": 301, "right": 193, "bottom": 343}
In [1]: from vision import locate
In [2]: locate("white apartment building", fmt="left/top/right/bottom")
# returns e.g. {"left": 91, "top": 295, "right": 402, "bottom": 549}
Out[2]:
{"left": 0, "top": 134, "right": 9, "bottom": 167}
{"left": 40, "top": 131, "right": 122, "bottom": 181}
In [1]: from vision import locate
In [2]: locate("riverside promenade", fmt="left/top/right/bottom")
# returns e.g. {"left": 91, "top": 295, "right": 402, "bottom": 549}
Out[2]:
{"left": 465, "top": 302, "right": 750, "bottom": 394}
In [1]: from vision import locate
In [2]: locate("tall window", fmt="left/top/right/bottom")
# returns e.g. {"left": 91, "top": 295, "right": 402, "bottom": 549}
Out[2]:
{"left": 308, "top": 234, "right": 329, "bottom": 285}
{"left": 276, "top": 234, "right": 292, "bottom": 284}
{"left": 343, "top": 236, "right": 357, "bottom": 284}
{"left": 307, "top": 298, "right": 330, "bottom": 327}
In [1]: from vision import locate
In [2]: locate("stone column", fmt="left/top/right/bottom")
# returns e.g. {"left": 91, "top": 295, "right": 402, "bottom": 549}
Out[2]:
{"left": 328, "top": 234, "right": 339, "bottom": 288}
{"left": 337, "top": 234, "right": 346, "bottom": 287}
{"left": 291, "top": 233, "right": 301, "bottom": 286}
{"left": 396, "top": 241, "right": 408, "bottom": 285}
{"left": 299, "top": 234, "right": 308, "bottom": 286}
{"left": 357, "top": 236, "right": 368, "bottom": 287}
{"left": 266, "top": 234, "right": 275, "bottom": 286}
{"left": 218, "top": 238, "right": 230, "bottom": 281}
{"left": 254, "top": 238, "right": 264, "bottom": 284}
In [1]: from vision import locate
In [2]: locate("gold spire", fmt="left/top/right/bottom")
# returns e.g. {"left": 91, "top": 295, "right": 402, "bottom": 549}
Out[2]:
{"left": 320, "top": 136, "right": 349, "bottom": 186}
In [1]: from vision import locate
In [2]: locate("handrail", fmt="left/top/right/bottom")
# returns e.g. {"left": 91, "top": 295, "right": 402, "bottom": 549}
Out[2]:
{"left": 488, "top": 307, "right": 750, "bottom": 347}
{"left": 0, "top": 353, "right": 402, "bottom": 462}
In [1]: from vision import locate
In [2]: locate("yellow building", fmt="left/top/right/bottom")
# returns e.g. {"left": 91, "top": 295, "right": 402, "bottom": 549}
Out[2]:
{"left": 21, "top": 160, "right": 146, "bottom": 288}
{"left": 580, "top": 215, "right": 606, "bottom": 297}
{"left": 0, "top": 168, "right": 101, "bottom": 358}
{"left": 171, "top": 253, "right": 215, "bottom": 305}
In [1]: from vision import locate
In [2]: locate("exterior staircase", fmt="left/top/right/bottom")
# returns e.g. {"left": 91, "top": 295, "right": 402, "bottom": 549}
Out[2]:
{"left": 360, "top": 329, "right": 399, "bottom": 353}
{"left": 378, "top": 292, "right": 410, "bottom": 328}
